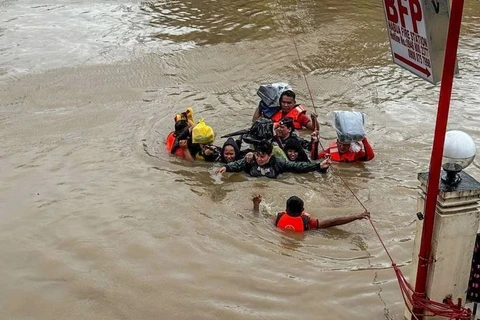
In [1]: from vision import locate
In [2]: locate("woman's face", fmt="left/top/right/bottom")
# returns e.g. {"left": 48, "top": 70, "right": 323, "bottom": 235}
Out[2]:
{"left": 275, "top": 124, "right": 290, "bottom": 138}
{"left": 287, "top": 149, "right": 299, "bottom": 161}
{"left": 223, "top": 145, "right": 236, "bottom": 163}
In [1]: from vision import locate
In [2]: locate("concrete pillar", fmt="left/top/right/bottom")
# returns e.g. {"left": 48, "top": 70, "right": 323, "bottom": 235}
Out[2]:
{"left": 405, "top": 170, "right": 480, "bottom": 320}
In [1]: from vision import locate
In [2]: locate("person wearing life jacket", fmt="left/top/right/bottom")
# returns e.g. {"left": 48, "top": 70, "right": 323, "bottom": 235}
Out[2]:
{"left": 215, "top": 140, "right": 330, "bottom": 179}
{"left": 166, "top": 120, "right": 189, "bottom": 158}
{"left": 270, "top": 90, "right": 315, "bottom": 131}
{"left": 252, "top": 195, "right": 370, "bottom": 232}
{"left": 166, "top": 107, "right": 197, "bottom": 159}
{"left": 252, "top": 82, "right": 291, "bottom": 122}
{"left": 171, "top": 119, "right": 220, "bottom": 162}
{"left": 314, "top": 132, "right": 375, "bottom": 163}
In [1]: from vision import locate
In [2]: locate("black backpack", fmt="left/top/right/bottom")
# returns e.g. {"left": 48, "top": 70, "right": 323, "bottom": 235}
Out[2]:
{"left": 241, "top": 118, "right": 274, "bottom": 145}
{"left": 221, "top": 118, "right": 274, "bottom": 145}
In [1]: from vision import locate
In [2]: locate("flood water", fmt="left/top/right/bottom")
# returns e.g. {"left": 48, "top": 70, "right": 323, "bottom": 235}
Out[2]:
{"left": 1, "top": 1, "right": 480, "bottom": 319}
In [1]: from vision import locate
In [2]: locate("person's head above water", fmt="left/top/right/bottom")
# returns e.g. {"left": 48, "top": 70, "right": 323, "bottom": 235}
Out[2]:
{"left": 284, "top": 138, "right": 309, "bottom": 162}
{"left": 276, "top": 117, "right": 294, "bottom": 138}
{"left": 286, "top": 196, "right": 304, "bottom": 217}
{"left": 174, "top": 120, "right": 188, "bottom": 136}
{"left": 221, "top": 138, "right": 241, "bottom": 163}
{"left": 336, "top": 139, "right": 351, "bottom": 154}
{"left": 254, "top": 139, "right": 273, "bottom": 166}
{"left": 279, "top": 90, "right": 296, "bottom": 114}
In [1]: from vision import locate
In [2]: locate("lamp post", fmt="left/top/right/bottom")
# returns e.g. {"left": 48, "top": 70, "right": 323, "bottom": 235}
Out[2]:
{"left": 441, "top": 130, "right": 477, "bottom": 186}
{"left": 411, "top": 1, "right": 465, "bottom": 318}
{"left": 408, "top": 131, "right": 480, "bottom": 320}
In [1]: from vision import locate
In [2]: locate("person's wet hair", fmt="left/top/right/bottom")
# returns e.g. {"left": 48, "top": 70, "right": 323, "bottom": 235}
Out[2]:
{"left": 286, "top": 196, "right": 304, "bottom": 216}
{"left": 284, "top": 138, "right": 309, "bottom": 162}
{"left": 174, "top": 120, "right": 188, "bottom": 135}
{"left": 279, "top": 117, "right": 294, "bottom": 131}
{"left": 280, "top": 90, "right": 296, "bottom": 101}
{"left": 254, "top": 139, "right": 273, "bottom": 155}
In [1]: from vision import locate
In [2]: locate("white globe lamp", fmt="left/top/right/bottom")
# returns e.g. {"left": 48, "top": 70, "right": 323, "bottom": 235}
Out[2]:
{"left": 442, "top": 130, "right": 476, "bottom": 185}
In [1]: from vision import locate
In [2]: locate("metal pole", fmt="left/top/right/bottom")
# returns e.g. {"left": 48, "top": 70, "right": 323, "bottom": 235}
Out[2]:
{"left": 411, "top": 0, "right": 465, "bottom": 319}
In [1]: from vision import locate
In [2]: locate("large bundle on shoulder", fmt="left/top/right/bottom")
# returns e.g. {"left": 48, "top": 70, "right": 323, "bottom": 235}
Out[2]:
{"left": 257, "top": 82, "right": 292, "bottom": 118}
{"left": 332, "top": 111, "right": 366, "bottom": 143}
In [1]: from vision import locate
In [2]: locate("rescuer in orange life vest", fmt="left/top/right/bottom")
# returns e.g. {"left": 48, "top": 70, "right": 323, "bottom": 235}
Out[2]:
{"left": 252, "top": 195, "right": 370, "bottom": 232}
{"left": 253, "top": 90, "right": 316, "bottom": 131}
{"left": 311, "top": 131, "right": 375, "bottom": 163}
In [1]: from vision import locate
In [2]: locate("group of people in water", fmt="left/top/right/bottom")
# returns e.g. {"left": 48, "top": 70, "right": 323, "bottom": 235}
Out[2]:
{"left": 165, "top": 89, "right": 374, "bottom": 232}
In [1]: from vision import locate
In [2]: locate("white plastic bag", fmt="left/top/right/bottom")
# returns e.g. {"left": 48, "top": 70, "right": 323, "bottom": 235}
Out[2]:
{"left": 330, "top": 111, "right": 366, "bottom": 143}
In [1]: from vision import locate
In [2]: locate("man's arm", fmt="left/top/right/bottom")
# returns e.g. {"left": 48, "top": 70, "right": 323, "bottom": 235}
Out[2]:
{"left": 316, "top": 211, "right": 370, "bottom": 229}
{"left": 252, "top": 106, "right": 262, "bottom": 122}
{"left": 182, "top": 147, "right": 194, "bottom": 162}
{"left": 252, "top": 195, "right": 262, "bottom": 213}
{"left": 225, "top": 158, "right": 247, "bottom": 172}
{"left": 359, "top": 137, "right": 375, "bottom": 161}
{"left": 179, "top": 140, "right": 194, "bottom": 161}
{"left": 304, "top": 119, "right": 315, "bottom": 131}
{"left": 216, "top": 158, "right": 247, "bottom": 175}
{"left": 278, "top": 158, "right": 330, "bottom": 173}
{"left": 298, "top": 112, "right": 315, "bottom": 131}
{"left": 309, "top": 114, "right": 320, "bottom": 159}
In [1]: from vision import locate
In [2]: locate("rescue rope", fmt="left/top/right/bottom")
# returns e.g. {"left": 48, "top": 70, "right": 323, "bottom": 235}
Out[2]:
{"left": 284, "top": 6, "right": 472, "bottom": 319}
{"left": 290, "top": 36, "right": 318, "bottom": 117}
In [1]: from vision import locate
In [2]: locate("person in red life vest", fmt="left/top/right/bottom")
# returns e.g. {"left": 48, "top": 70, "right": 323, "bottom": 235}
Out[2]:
{"left": 254, "top": 90, "right": 315, "bottom": 131}
{"left": 252, "top": 195, "right": 370, "bottom": 232}
{"left": 312, "top": 131, "right": 375, "bottom": 163}
{"left": 166, "top": 120, "right": 189, "bottom": 158}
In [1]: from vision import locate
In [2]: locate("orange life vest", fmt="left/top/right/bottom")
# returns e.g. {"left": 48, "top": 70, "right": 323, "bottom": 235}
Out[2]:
{"left": 275, "top": 211, "right": 309, "bottom": 232}
{"left": 166, "top": 132, "right": 175, "bottom": 153}
{"left": 329, "top": 141, "right": 365, "bottom": 162}
{"left": 271, "top": 105, "right": 307, "bottom": 129}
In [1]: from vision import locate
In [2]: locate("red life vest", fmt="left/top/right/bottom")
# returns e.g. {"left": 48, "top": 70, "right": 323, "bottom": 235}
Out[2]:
{"left": 329, "top": 141, "right": 365, "bottom": 162}
{"left": 275, "top": 211, "right": 309, "bottom": 232}
{"left": 166, "top": 132, "right": 175, "bottom": 153}
{"left": 271, "top": 105, "right": 307, "bottom": 129}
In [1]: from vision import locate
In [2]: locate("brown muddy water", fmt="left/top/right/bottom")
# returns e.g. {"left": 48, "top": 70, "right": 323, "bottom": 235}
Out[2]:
{"left": 1, "top": 1, "right": 480, "bottom": 319}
